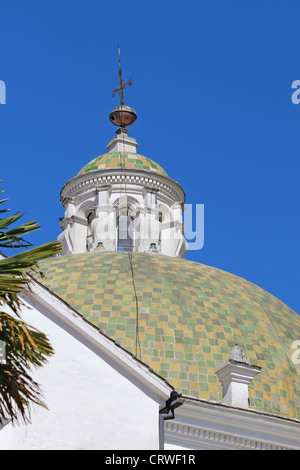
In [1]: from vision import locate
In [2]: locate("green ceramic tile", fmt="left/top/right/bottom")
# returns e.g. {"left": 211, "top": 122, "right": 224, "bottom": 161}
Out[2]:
{"left": 36, "top": 251, "right": 300, "bottom": 420}
{"left": 78, "top": 152, "right": 168, "bottom": 176}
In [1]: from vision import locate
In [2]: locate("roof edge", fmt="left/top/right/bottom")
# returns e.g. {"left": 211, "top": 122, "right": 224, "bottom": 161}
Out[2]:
{"left": 20, "top": 271, "right": 174, "bottom": 405}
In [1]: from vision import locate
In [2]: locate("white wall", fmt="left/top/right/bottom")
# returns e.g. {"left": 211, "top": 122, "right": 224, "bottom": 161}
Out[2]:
{"left": 0, "top": 300, "right": 160, "bottom": 450}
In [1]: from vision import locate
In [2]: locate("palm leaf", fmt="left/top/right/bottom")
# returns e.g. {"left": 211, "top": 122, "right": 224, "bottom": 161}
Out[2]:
{"left": 0, "top": 184, "right": 61, "bottom": 424}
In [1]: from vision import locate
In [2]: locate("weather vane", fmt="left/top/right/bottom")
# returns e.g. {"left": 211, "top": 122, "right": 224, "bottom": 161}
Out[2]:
{"left": 112, "top": 45, "right": 132, "bottom": 106}
{"left": 109, "top": 45, "right": 137, "bottom": 128}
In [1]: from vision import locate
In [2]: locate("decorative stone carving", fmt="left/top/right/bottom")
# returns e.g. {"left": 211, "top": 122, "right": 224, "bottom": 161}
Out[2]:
{"left": 215, "top": 345, "right": 261, "bottom": 409}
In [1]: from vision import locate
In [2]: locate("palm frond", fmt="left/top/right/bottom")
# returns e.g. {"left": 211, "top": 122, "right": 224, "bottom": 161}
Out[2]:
{"left": 0, "top": 184, "right": 61, "bottom": 424}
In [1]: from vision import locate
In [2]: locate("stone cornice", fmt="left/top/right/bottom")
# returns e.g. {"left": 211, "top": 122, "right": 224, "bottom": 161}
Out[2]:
{"left": 143, "top": 186, "right": 159, "bottom": 195}
{"left": 63, "top": 189, "right": 98, "bottom": 207}
{"left": 165, "top": 420, "right": 292, "bottom": 450}
{"left": 60, "top": 169, "right": 185, "bottom": 206}
{"left": 60, "top": 215, "right": 89, "bottom": 228}
{"left": 95, "top": 204, "right": 116, "bottom": 214}
{"left": 95, "top": 184, "right": 112, "bottom": 193}
{"left": 165, "top": 398, "right": 300, "bottom": 450}
{"left": 215, "top": 359, "right": 261, "bottom": 385}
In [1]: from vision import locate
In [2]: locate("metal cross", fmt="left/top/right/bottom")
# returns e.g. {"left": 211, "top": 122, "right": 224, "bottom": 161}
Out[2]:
{"left": 112, "top": 45, "right": 132, "bottom": 106}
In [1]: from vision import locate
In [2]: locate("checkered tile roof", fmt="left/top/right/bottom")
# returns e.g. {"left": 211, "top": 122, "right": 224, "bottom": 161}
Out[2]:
{"left": 36, "top": 251, "right": 300, "bottom": 419}
{"left": 78, "top": 152, "right": 168, "bottom": 176}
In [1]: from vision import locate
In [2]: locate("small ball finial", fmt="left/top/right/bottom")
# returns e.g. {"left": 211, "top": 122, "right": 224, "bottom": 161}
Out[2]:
{"left": 110, "top": 46, "right": 137, "bottom": 129}
{"left": 109, "top": 105, "right": 137, "bottom": 128}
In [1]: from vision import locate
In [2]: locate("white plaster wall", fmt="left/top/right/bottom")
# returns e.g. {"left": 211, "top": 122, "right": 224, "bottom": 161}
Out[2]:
{"left": 165, "top": 443, "right": 188, "bottom": 450}
{"left": 0, "top": 301, "right": 160, "bottom": 450}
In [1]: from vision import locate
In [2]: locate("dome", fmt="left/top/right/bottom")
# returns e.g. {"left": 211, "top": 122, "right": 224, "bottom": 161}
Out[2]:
{"left": 36, "top": 251, "right": 300, "bottom": 420}
{"left": 78, "top": 152, "right": 168, "bottom": 177}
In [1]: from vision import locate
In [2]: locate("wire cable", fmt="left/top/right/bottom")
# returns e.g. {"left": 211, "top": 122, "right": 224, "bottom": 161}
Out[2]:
{"left": 118, "top": 123, "right": 142, "bottom": 360}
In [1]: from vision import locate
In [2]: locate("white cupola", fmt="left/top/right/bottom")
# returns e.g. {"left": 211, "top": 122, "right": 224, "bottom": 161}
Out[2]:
{"left": 57, "top": 57, "right": 187, "bottom": 259}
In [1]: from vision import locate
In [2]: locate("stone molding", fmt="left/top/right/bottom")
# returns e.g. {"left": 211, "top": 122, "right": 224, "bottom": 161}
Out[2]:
{"left": 215, "top": 359, "right": 261, "bottom": 385}
{"left": 164, "top": 398, "right": 300, "bottom": 450}
{"left": 165, "top": 420, "right": 293, "bottom": 450}
{"left": 60, "top": 169, "right": 185, "bottom": 206}
{"left": 60, "top": 215, "right": 89, "bottom": 229}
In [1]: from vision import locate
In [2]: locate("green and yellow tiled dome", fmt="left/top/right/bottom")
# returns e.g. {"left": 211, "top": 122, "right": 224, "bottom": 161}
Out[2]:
{"left": 36, "top": 251, "right": 300, "bottom": 420}
{"left": 78, "top": 152, "right": 168, "bottom": 176}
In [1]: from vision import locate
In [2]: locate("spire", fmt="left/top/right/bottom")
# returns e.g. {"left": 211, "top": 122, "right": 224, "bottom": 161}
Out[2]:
{"left": 109, "top": 46, "right": 137, "bottom": 129}
{"left": 112, "top": 45, "right": 132, "bottom": 106}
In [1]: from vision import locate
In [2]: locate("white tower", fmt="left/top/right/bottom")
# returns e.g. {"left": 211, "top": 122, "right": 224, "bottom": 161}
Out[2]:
{"left": 58, "top": 55, "right": 187, "bottom": 259}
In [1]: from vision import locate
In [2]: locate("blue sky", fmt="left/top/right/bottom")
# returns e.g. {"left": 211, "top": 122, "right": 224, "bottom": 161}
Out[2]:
{"left": 1, "top": 1, "right": 299, "bottom": 313}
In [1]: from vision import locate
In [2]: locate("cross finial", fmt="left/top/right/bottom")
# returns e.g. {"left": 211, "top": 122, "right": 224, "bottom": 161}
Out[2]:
{"left": 112, "top": 45, "right": 132, "bottom": 106}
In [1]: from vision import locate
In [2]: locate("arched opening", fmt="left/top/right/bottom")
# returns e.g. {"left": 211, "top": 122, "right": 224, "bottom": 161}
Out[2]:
{"left": 117, "top": 209, "right": 134, "bottom": 251}
{"left": 86, "top": 210, "right": 95, "bottom": 252}
{"left": 114, "top": 196, "right": 138, "bottom": 252}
